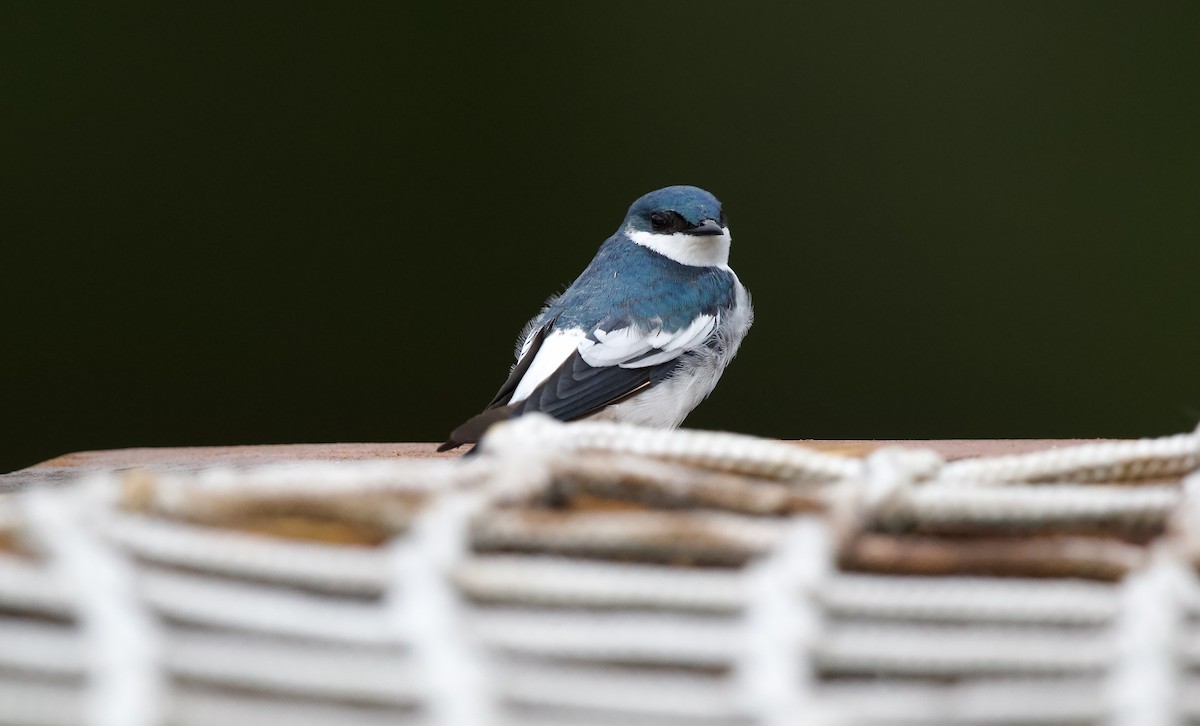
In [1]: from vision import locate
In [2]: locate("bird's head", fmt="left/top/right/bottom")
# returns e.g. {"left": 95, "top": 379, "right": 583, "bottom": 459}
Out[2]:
{"left": 622, "top": 186, "right": 732, "bottom": 268}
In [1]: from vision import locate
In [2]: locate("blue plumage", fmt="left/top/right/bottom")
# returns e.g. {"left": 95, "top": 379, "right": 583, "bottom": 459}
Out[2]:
{"left": 624, "top": 186, "right": 726, "bottom": 232}
{"left": 548, "top": 240, "right": 737, "bottom": 331}
{"left": 439, "top": 185, "right": 752, "bottom": 451}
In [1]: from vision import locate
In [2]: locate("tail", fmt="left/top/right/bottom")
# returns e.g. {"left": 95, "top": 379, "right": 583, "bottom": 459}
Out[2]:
{"left": 436, "top": 404, "right": 520, "bottom": 452}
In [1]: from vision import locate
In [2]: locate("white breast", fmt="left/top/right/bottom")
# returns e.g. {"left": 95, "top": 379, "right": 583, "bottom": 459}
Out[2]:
{"left": 591, "top": 275, "right": 753, "bottom": 428}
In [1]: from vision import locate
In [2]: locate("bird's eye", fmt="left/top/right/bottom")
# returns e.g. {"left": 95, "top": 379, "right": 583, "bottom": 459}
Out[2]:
{"left": 649, "top": 212, "right": 669, "bottom": 231}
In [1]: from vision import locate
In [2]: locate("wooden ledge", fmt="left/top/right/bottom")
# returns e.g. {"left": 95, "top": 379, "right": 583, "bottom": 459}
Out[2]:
{"left": 0, "top": 439, "right": 1104, "bottom": 494}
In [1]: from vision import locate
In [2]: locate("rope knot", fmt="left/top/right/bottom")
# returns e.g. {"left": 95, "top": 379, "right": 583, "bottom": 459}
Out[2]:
{"left": 861, "top": 447, "right": 943, "bottom": 524}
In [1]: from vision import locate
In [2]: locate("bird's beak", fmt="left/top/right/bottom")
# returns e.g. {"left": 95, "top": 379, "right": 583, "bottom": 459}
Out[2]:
{"left": 687, "top": 219, "right": 724, "bottom": 237}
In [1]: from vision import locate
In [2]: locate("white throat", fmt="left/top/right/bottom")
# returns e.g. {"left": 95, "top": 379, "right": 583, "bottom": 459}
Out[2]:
{"left": 627, "top": 226, "right": 733, "bottom": 268}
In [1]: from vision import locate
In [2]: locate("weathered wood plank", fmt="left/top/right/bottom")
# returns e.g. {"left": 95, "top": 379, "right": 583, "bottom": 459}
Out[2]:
{"left": 0, "top": 439, "right": 1103, "bottom": 494}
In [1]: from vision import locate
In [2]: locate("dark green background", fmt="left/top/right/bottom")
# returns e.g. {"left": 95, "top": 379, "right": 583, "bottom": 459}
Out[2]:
{"left": 4, "top": 3, "right": 1199, "bottom": 473}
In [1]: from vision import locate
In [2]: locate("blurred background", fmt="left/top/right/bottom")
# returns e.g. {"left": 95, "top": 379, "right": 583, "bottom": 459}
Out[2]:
{"left": 4, "top": 3, "right": 1199, "bottom": 473}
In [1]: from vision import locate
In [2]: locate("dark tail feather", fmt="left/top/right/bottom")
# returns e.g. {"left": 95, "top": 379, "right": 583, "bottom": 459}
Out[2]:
{"left": 436, "top": 404, "right": 520, "bottom": 452}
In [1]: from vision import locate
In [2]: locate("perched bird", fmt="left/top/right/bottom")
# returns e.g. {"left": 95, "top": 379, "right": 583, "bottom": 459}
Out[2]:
{"left": 438, "top": 185, "right": 752, "bottom": 451}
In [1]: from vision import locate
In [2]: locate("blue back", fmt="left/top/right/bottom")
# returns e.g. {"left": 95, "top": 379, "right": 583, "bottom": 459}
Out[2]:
{"left": 546, "top": 235, "right": 736, "bottom": 332}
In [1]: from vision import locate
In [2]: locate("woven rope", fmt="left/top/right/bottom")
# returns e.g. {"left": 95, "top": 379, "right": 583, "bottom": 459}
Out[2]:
{"left": 2, "top": 419, "right": 1199, "bottom": 725}
{"left": 482, "top": 414, "right": 863, "bottom": 482}
{"left": 1105, "top": 557, "right": 1188, "bottom": 726}
{"left": 101, "top": 511, "right": 394, "bottom": 593}
{"left": 386, "top": 489, "right": 495, "bottom": 726}
{"left": 938, "top": 426, "right": 1200, "bottom": 484}
{"left": 22, "top": 481, "right": 165, "bottom": 726}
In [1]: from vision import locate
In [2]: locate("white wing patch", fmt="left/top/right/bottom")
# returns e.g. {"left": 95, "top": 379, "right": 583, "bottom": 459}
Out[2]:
{"left": 588, "top": 315, "right": 716, "bottom": 369}
{"left": 510, "top": 328, "right": 589, "bottom": 403}
{"left": 508, "top": 316, "right": 719, "bottom": 405}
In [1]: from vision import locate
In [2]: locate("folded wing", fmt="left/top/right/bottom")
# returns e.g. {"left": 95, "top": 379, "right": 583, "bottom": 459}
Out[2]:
{"left": 438, "top": 315, "right": 716, "bottom": 450}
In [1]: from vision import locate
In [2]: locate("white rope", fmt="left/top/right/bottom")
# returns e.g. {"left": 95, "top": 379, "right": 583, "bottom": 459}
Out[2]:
{"left": 481, "top": 413, "right": 863, "bottom": 482}
{"left": 541, "top": 452, "right": 821, "bottom": 515}
{"left": 0, "top": 614, "right": 421, "bottom": 709}
{"left": 386, "top": 489, "right": 495, "bottom": 726}
{"left": 2, "top": 422, "right": 1197, "bottom": 725}
{"left": 812, "top": 623, "right": 1113, "bottom": 676}
{"left": 139, "top": 567, "right": 394, "bottom": 644}
{"left": 470, "top": 509, "right": 786, "bottom": 565}
{"left": 939, "top": 427, "right": 1200, "bottom": 484}
{"left": 474, "top": 416, "right": 559, "bottom": 505}
{"left": 471, "top": 608, "right": 741, "bottom": 667}
{"left": 1173, "top": 469, "right": 1200, "bottom": 576}
{"left": 825, "top": 446, "right": 942, "bottom": 540}
{"left": 736, "top": 516, "right": 833, "bottom": 726}
{"left": 0, "top": 618, "right": 83, "bottom": 676}
{"left": 1105, "top": 555, "right": 1188, "bottom": 726}
{"left": 494, "top": 659, "right": 746, "bottom": 721}
{"left": 0, "top": 497, "right": 20, "bottom": 532}
{"left": 453, "top": 555, "right": 745, "bottom": 612}
{"left": 101, "top": 511, "right": 393, "bottom": 593}
{"left": 0, "top": 550, "right": 73, "bottom": 617}
{"left": 494, "top": 711, "right": 748, "bottom": 726}
{"left": 857, "top": 446, "right": 942, "bottom": 518}
{"left": 167, "top": 689, "right": 422, "bottom": 726}
{"left": 119, "top": 462, "right": 476, "bottom": 556}
{"left": 21, "top": 480, "right": 165, "bottom": 726}
{"left": 875, "top": 483, "right": 1180, "bottom": 527}
{"left": 1179, "top": 676, "right": 1200, "bottom": 722}
{"left": 819, "top": 678, "right": 1105, "bottom": 723}
{"left": 152, "top": 459, "right": 460, "bottom": 498}
{"left": 0, "top": 677, "right": 83, "bottom": 726}
{"left": 163, "top": 630, "right": 420, "bottom": 705}
{"left": 817, "top": 572, "right": 1120, "bottom": 625}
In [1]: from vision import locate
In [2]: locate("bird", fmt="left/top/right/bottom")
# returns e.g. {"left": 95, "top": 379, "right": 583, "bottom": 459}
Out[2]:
{"left": 437, "top": 185, "right": 752, "bottom": 452}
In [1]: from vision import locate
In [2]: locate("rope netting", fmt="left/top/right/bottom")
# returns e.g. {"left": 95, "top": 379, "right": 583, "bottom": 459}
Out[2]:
{"left": 1, "top": 415, "right": 1199, "bottom": 725}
